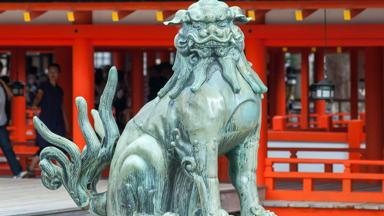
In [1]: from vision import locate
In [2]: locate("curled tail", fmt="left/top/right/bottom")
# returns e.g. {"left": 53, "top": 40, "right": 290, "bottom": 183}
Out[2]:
{"left": 33, "top": 67, "right": 119, "bottom": 216}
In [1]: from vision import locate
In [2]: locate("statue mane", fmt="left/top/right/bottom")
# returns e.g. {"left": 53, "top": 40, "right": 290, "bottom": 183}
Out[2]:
{"left": 157, "top": 0, "right": 267, "bottom": 99}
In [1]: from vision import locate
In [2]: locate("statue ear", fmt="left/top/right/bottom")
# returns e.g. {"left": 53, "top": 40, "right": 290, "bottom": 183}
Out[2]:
{"left": 164, "top": 10, "right": 187, "bottom": 25}
{"left": 230, "top": 6, "right": 250, "bottom": 23}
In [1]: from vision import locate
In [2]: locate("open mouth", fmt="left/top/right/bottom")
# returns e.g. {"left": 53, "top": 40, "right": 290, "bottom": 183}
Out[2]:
{"left": 195, "top": 40, "right": 228, "bottom": 48}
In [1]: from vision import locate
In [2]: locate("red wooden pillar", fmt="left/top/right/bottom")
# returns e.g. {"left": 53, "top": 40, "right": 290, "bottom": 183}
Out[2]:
{"left": 315, "top": 49, "right": 326, "bottom": 115}
{"left": 113, "top": 51, "right": 126, "bottom": 71}
{"left": 364, "top": 47, "right": 383, "bottom": 161}
{"left": 350, "top": 49, "right": 359, "bottom": 120}
{"left": 246, "top": 39, "right": 267, "bottom": 186}
{"left": 158, "top": 51, "right": 169, "bottom": 64}
{"left": 268, "top": 49, "right": 285, "bottom": 120}
{"left": 72, "top": 39, "right": 94, "bottom": 150}
{"left": 301, "top": 50, "right": 309, "bottom": 129}
{"left": 10, "top": 48, "right": 26, "bottom": 142}
{"left": 131, "top": 51, "right": 144, "bottom": 114}
{"left": 147, "top": 51, "right": 157, "bottom": 68}
{"left": 55, "top": 47, "right": 73, "bottom": 138}
{"left": 276, "top": 50, "right": 286, "bottom": 116}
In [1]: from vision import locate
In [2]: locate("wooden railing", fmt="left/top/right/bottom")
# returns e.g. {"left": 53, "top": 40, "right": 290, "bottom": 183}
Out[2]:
{"left": 268, "top": 147, "right": 364, "bottom": 172}
{"left": 7, "top": 108, "right": 39, "bottom": 141}
{"left": 0, "top": 109, "right": 40, "bottom": 175}
{"left": 265, "top": 158, "right": 384, "bottom": 203}
{"left": 272, "top": 112, "right": 365, "bottom": 131}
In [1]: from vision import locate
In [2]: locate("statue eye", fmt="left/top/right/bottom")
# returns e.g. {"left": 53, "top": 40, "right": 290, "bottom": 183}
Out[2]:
{"left": 217, "top": 20, "right": 228, "bottom": 27}
{"left": 192, "top": 22, "right": 205, "bottom": 29}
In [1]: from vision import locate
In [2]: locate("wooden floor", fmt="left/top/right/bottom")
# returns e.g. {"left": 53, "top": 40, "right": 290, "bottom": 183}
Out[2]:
{"left": 0, "top": 178, "right": 107, "bottom": 216}
{"left": 0, "top": 178, "right": 240, "bottom": 216}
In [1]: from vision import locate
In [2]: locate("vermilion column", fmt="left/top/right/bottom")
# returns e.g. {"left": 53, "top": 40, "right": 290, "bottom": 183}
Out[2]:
{"left": 315, "top": 49, "right": 326, "bottom": 115}
{"left": 131, "top": 51, "right": 144, "bottom": 114}
{"left": 276, "top": 50, "right": 286, "bottom": 116}
{"left": 301, "top": 50, "right": 309, "bottom": 129}
{"left": 158, "top": 51, "right": 169, "bottom": 64}
{"left": 11, "top": 48, "right": 26, "bottom": 142}
{"left": 147, "top": 51, "right": 157, "bottom": 68}
{"left": 350, "top": 49, "right": 359, "bottom": 119}
{"left": 246, "top": 39, "right": 267, "bottom": 186}
{"left": 113, "top": 51, "right": 126, "bottom": 71}
{"left": 72, "top": 39, "right": 94, "bottom": 150}
{"left": 268, "top": 49, "right": 285, "bottom": 118}
{"left": 364, "top": 47, "right": 383, "bottom": 161}
{"left": 55, "top": 47, "right": 73, "bottom": 138}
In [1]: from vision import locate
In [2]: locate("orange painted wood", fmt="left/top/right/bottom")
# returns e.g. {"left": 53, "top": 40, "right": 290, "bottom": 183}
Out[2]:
{"left": 365, "top": 47, "right": 383, "bottom": 161}
{"left": 348, "top": 120, "right": 363, "bottom": 160}
{"left": 265, "top": 158, "right": 384, "bottom": 202}
{"left": 275, "top": 50, "right": 286, "bottom": 116}
{"left": 300, "top": 50, "right": 309, "bottom": 129}
{"left": 72, "top": 39, "right": 94, "bottom": 150}
{"left": 0, "top": 25, "right": 383, "bottom": 48}
{"left": 146, "top": 51, "right": 157, "bottom": 68}
{"left": 158, "top": 51, "right": 170, "bottom": 64}
{"left": 301, "top": 9, "right": 317, "bottom": 19}
{"left": 268, "top": 130, "right": 348, "bottom": 142}
{"left": 131, "top": 51, "right": 144, "bottom": 115}
{"left": 10, "top": 48, "right": 27, "bottom": 142}
{"left": 27, "top": 11, "right": 46, "bottom": 21}
{"left": 268, "top": 50, "right": 286, "bottom": 117}
{"left": 314, "top": 49, "right": 326, "bottom": 115}
{"left": 55, "top": 47, "right": 73, "bottom": 138}
{"left": 318, "top": 114, "right": 332, "bottom": 131}
{"left": 350, "top": 49, "right": 359, "bottom": 119}
{"left": 72, "top": 11, "right": 92, "bottom": 24}
{"left": 268, "top": 207, "right": 384, "bottom": 216}
{"left": 0, "top": 1, "right": 384, "bottom": 11}
{"left": 115, "top": 11, "right": 135, "bottom": 21}
{"left": 272, "top": 116, "right": 286, "bottom": 131}
{"left": 112, "top": 51, "right": 126, "bottom": 71}
{"left": 349, "top": 9, "right": 366, "bottom": 19}
{"left": 245, "top": 39, "right": 267, "bottom": 186}
{"left": 218, "top": 156, "right": 230, "bottom": 182}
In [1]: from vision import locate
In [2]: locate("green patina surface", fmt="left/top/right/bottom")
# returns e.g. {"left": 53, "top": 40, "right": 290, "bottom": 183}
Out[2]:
{"left": 34, "top": 0, "right": 276, "bottom": 215}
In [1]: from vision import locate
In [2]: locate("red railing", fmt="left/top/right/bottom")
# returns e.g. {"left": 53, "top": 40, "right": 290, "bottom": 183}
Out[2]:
{"left": 272, "top": 112, "right": 365, "bottom": 131}
{"left": 7, "top": 108, "right": 39, "bottom": 141}
{"left": 265, "top": 158, "right": 384, "bottom": 203}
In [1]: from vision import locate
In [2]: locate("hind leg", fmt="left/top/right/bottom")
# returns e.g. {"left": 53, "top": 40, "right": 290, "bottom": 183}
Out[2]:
{"left": 107, "top": 134, "right": 170, "bottom": 216}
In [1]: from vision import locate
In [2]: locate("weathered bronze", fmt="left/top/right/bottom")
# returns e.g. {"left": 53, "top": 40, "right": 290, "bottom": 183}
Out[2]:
{"left": 33, "top": 0, "right": 275, "bottom": 215}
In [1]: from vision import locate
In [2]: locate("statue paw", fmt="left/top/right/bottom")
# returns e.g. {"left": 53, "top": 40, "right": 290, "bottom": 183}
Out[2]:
{"left": 248, "top": 205, "right": 276, "bottom": 216}
{"left": 192, "top": 208, "right": 232, "bottom": 216}
{"left": 163, "top": 212, "right": 179, "bottom": 216}
{"left": 218, "top": 208, "right": 232, "bottom": 216}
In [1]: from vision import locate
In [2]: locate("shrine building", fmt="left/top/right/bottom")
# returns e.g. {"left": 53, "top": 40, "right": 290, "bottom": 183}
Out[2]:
{"left": 0, "top": 1, "right": 383, "bottom": 216}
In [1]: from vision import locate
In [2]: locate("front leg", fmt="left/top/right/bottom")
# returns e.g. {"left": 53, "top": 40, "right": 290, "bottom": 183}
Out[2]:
{"left": 170, "top": 129, "right": 228, "bottom": 216}
{"left": 195, "top": 139, "right": 221, "bottom": 216}
{"left": 226, "top": 133, "right": 276, "bottom": 216}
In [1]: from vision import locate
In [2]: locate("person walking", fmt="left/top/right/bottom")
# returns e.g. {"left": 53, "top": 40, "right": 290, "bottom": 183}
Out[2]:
{"left": 0, "top": 63, "right": 27, "bottom": 179}
{"left": 28, "top": 63, "right": 69, "bottom": 175}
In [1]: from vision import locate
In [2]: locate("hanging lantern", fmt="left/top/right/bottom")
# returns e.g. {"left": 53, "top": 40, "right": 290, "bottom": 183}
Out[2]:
{"left": 11, "top": 81, "right": 25, "bottom": 96}
{"left": 310, "top": 78, "right": 335, "bottom": 100}
{"left": 309, "top": 9, "right": 335, "bottom": 101}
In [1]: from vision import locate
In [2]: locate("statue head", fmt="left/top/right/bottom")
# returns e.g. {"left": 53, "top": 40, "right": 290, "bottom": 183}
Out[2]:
{"left": 165, "top": 0, "right": 248, "bottom": 57}
{"left": 158, "top": 0, "right": 267, "bottom": 99}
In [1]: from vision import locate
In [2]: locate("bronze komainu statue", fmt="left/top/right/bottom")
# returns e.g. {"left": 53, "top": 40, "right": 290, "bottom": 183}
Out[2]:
{"left": 34, "top": 0, "right": 276, "bottom": 215}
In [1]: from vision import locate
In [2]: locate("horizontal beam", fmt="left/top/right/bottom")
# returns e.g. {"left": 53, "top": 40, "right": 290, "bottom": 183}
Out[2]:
{"left": 0, "top": 24, "right": 382, "bottom": 47}
{"left": 0, "top": 1, "right": 383, "bottom": 11}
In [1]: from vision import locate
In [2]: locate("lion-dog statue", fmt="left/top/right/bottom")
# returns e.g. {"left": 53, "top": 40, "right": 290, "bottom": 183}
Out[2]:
{"left": 33, "top": 0, "right": 276, "bottom": 215}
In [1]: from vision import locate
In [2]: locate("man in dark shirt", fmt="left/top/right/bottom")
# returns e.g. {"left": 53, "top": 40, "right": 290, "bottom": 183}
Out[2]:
{"left": 28, "top": 63, "right": 68, "bottom": 175}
